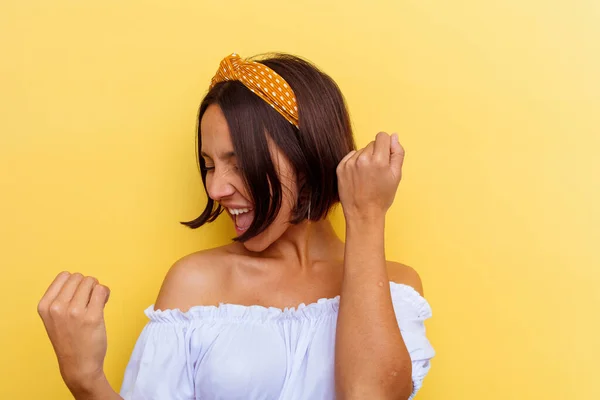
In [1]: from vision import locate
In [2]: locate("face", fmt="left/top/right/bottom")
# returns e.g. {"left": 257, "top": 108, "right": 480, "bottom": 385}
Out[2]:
{"left": 200, "top": 104, "right": 298, "bottom": 252}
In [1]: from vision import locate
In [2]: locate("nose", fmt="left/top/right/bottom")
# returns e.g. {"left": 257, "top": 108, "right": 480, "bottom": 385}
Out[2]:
{"left": 206, "top": 170, "right": 236, "bottom": 201}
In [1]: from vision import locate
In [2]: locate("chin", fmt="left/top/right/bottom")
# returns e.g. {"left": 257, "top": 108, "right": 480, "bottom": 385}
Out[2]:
{"left": 240, "top": 239, "right": 269, "bottom": 253}
{"left": 237, "top": 225, "right": 287, "bottom": 253}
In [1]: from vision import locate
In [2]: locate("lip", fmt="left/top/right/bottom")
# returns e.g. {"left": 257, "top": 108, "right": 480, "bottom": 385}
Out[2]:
{"left": 235, "top": 224, "right": 250, "bottom": 236}
{"left": 224, "top": 207, "right": 254, "bottom": 220}
{"left": 221, "top": 204, "right": 254, "bottom": 211}
{"left": 220, "top": 204, "right": 254, "bottom": 236}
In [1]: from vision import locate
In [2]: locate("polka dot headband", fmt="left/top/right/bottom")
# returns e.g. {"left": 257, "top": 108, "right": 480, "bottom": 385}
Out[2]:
{"left": 210, "top": 53, "right": 299, "bottom": 128}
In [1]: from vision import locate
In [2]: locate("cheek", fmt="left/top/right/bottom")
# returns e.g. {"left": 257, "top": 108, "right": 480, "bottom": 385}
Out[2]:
{"left": 241, "top": 185, "right": 297, "bottom": 251}
{"left": 234, "top": 179, "right": 251, "bottom": 200}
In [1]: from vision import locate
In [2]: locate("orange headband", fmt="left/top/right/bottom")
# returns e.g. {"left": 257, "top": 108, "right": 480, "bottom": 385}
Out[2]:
{"left": 210, "top": 53, "right": 299, "bottom": 128}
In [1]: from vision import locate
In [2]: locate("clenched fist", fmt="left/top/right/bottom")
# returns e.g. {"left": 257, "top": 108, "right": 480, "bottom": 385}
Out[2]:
{"left": 37, "top": 272, "right": 111, "bottom": 395}
{"left": 336, "top": 131, "right": 405, "bottom": 221}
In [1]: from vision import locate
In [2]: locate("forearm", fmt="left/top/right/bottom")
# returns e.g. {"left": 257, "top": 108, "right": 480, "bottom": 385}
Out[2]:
{"left": 335, "top": 215, "right": 412, "bottom": 399}
{"left": 69, "top": 374, "right": 123, "bottom": 400}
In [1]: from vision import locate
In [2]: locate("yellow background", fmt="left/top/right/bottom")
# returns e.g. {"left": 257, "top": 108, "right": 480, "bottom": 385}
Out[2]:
{"left": 1, "top": 1, "right": 598, "bottom": 399}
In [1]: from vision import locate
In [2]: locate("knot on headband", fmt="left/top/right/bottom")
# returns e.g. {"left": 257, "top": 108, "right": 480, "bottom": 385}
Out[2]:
{"left": 210, "top": 53, "right": 299, "bottom": 128}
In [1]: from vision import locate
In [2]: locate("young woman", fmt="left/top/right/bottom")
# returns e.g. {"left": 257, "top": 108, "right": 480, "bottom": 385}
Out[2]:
{"left": 38, "top": 53, "right": 434, "bottom": 400}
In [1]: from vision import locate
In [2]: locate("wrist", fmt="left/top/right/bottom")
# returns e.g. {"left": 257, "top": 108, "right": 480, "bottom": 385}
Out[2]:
{"left": 343, "top": 213, "right": 387, "bottom": 278}
{"left": 344, "top": 214, "right": 386, "bottom": 255}
{"left": 344, "top": 212, "right": 386, "bottom": 232}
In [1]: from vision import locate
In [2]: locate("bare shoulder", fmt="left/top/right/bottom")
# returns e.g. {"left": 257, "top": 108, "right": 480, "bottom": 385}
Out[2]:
{"left": 154, "top": 244, "right": 238, "bottom": 312}
{"left": 386, "top": 260, "right": 424, "bottom": 297}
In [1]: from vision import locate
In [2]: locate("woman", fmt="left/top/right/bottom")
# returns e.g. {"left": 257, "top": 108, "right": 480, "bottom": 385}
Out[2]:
{"left": 38, "top": 53, "right": 434, "bottom": 400}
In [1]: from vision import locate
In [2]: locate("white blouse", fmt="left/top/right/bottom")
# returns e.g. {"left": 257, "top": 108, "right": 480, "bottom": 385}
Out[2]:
{"left": 120, "top": 282, "right": 435, "bottom": 400}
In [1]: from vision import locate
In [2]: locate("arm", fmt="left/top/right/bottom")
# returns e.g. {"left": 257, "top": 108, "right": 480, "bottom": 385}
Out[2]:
{"left": 335, "top": 132, "right": 412, "bottom": 399}
{"left": 71, "top": 375, "right": 123, "bottom": 400}
{"left": 336, "top": 216, "right": 413, "bottom": 399}
{"left": 39, "top": 255, "right": 216, "bottom": 400}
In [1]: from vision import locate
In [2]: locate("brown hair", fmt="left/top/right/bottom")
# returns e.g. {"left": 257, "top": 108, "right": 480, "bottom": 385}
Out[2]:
{"left": 182, "top": 53, "right": 355, "bottom": 242}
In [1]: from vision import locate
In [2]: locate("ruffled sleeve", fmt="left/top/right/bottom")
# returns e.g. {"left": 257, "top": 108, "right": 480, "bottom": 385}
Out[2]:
{"left": 119, "top": 306, "right": 197, "bottom": 400}
{"left": 390, "top": 283, "right": 435, "bottom": 399}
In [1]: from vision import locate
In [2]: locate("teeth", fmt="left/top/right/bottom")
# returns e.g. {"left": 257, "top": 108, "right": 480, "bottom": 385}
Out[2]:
{"left": 228, "top": 208, "right": 249, "bottom": 215}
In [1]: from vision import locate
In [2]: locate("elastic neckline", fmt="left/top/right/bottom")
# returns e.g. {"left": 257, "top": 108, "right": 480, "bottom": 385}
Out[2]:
{"left": 146, "top": 282, "right": 431, "bottom": 323}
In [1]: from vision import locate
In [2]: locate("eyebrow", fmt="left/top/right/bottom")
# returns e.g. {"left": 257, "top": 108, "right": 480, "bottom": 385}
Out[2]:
{"left": 200, "top": 151, "right": 236, "bottom": 160}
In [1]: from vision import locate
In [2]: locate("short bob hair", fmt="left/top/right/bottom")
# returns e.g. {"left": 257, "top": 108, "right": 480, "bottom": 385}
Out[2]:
{"left": 182, "top": 53, "right": 356, "bottom": 242}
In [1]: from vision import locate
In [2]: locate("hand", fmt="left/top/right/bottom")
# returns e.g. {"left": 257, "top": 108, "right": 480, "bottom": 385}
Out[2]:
{"left": 37, "top": 272, "right": 111, "bottom": 395}
{"left": 336, "top": 132, "right": 405, "bottom": 221}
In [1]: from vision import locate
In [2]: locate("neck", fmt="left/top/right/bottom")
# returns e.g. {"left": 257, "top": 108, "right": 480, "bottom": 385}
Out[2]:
{"left": 259, "top": 219, "right": 344, "bottom": 269}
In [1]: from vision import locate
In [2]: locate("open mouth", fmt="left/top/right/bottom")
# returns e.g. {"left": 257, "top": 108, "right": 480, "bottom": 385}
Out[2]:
{"left": 226, "top": 207, "right": 254, "bottom": 235}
